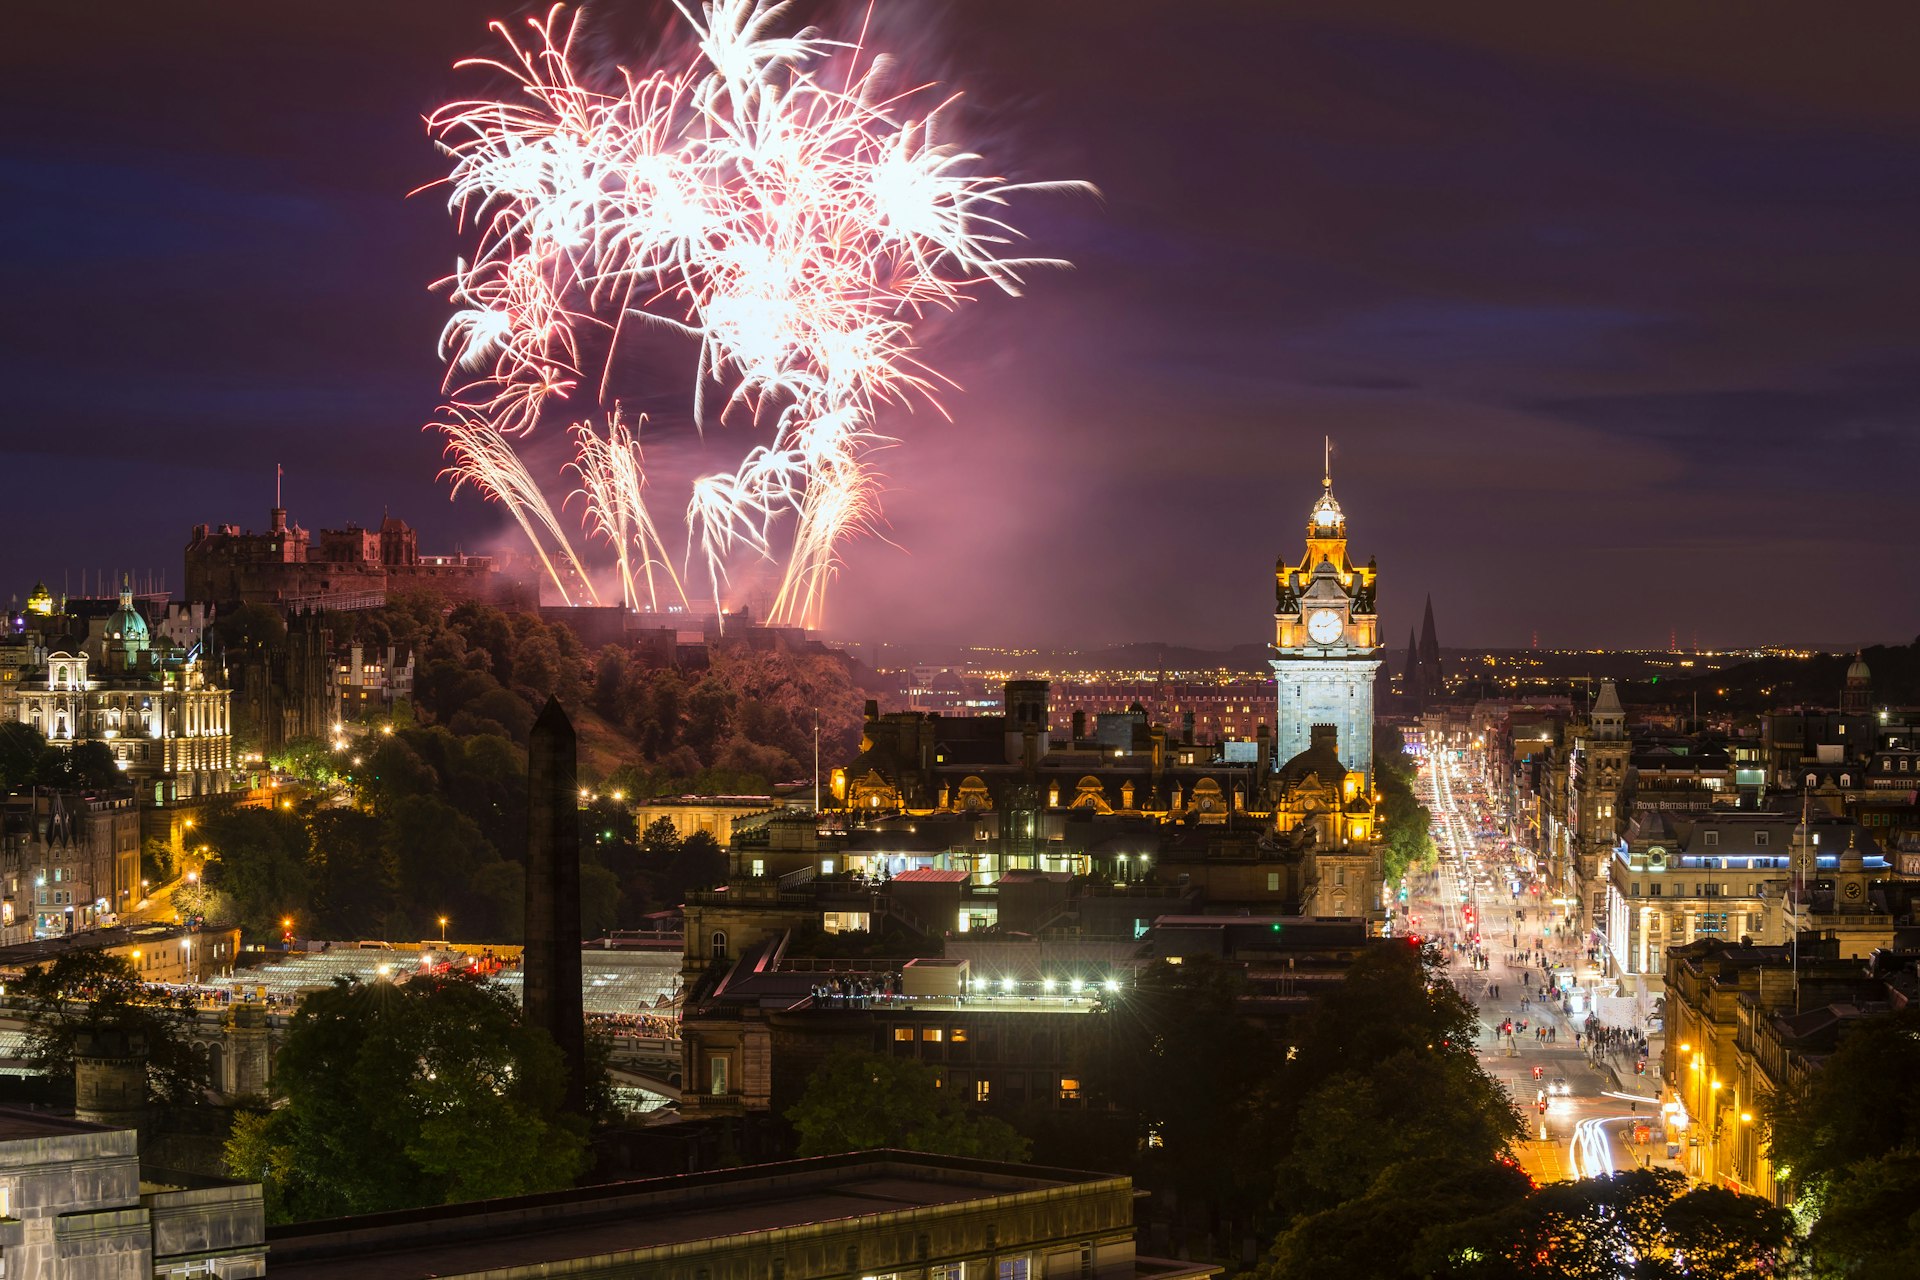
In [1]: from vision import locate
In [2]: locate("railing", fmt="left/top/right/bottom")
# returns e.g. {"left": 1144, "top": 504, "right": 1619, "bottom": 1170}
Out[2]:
{"left": 778, "top": 866, "right": 816, "bottom": 890}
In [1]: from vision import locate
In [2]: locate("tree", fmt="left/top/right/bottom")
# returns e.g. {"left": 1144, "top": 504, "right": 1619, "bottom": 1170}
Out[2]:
{"left": 1375, "top": 724, "right": 1438, "bottom": 883}
{"left": 1261, "top": 1156, "right": 1531, "bottom": 1280}
{"left": 14, "top": 951, "right": 208, "bottom": 1103}
{"left": 305, "top": 809, "right": 395, "bottom": 938}
{"left": 0, "top": 722, "right": 46, "bottom": 792}
{"left": 1765, "top": 1003, "right": 1920, "bottom": 1277}
{"left": 1423, "top": 1168, "right": 1794, "bottom": 1279}
{"left": 202, "top": 808, "right": 312, "bottom": 938}
{"left": 226, "top": 976, "right": 589, "bottom": 1222}
{"left": 32, "top": 740, "right": 120, "bottom": 791}
{"left": 787, "top": 1051, "right": 1029, "bottom": 1162}
{"left": 1086, "top": 956, "right": 1279, "bottom": 1240}
{"left": 1283, "top": 1048, "right": 1521, "bottom": 1214}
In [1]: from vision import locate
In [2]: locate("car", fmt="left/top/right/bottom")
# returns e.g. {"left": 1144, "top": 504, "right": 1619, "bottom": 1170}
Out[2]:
{"left": 1550, "top": 1077, "right": 1570, "bottom": 1097}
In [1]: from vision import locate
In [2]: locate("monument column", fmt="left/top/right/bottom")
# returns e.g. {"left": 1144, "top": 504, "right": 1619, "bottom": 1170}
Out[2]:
{"left": 526, "top": 697, "right": 586, "bottom": 1116}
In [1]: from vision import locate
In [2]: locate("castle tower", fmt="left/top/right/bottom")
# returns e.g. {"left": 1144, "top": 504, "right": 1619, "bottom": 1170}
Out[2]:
{"left": 526, "top": 697, "right": 586, "bottom": 1116}
{"left": 1271, "top": 445, "right": 1382, "bottom": 787}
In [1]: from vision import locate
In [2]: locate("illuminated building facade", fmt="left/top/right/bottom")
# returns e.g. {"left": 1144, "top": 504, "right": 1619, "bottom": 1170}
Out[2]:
{"left": 1, "top": 586, "right": 232, "bottom": 805}
{"left": 1271, "top": 461, "right": 1381, "bottom": 787}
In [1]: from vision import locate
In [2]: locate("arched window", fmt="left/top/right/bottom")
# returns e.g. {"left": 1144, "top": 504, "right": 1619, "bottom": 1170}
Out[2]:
{"left": 710, "top": 930, "right": 727, "bottom": 961}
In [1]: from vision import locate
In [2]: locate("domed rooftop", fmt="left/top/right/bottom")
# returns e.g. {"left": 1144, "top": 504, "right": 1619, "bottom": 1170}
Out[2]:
{"left": 105, "top": 585, "right": 149, "bottom": 647}
{"left": 23, "top": 582, "right": 52, "bottom": 616}
{"left": 1847, "top": 654, "right": 1871, "bottom": 683}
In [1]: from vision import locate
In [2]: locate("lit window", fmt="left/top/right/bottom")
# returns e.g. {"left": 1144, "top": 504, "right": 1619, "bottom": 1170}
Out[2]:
{"left": 894, "top": 1028, "right": 913, "bottom": 1042}
{"left": 949, "top": 1027, "right": 968, "bottom": 1044}
{"left": 922, "top": 1028, "right": 943, "bottom": 1042}
{"left": 1058, "top": 1077, "right": 1082, "bottom": 1101}
{"left": 998, "top": 1258, "right": 1031, "bottom": 1280}
{"left": 974, "top": 1080, "right": 990, "bottom": 1103}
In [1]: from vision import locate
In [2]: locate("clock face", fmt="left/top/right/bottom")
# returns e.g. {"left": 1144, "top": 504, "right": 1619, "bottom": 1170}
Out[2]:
{"left": 1307, "top": 609, "right": 1343, "bottom": 644}
{"left": 1844, "top": 880, "right": 1863, "bottom": 900}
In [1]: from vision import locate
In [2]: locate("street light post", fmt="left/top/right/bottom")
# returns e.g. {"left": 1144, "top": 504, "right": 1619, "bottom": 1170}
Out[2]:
{"left": 438, "top": 915, "right": 449, "bottom": 947}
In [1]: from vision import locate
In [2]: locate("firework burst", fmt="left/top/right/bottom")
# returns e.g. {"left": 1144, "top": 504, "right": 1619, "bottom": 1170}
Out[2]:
{"left": 428, "top": 0, "right": 1086, "bottom": 626}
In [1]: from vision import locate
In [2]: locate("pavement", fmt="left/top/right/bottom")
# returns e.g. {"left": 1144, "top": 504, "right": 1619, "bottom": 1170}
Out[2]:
{"left": 1409, "top": 747, "right": 1684, "bottom": 1187}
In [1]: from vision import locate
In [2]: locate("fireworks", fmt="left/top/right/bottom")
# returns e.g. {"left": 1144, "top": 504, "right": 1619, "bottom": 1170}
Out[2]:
{"left": 428, "top": 0, "right": 1085, "bottom": 626}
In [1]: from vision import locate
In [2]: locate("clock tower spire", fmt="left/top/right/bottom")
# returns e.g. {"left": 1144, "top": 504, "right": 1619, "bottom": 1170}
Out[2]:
{"left": 1272, "top": 448, "right": 1382, "bottom": 786}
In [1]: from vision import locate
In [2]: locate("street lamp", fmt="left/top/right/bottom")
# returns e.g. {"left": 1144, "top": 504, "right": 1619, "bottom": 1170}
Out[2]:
{"left": 438, "top": 915, "right": 449, "bottom": 946}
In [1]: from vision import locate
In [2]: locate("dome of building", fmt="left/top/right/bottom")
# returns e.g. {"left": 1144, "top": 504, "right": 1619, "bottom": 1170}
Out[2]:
{"left": 1847, "top": 655, "right": 1871, "bottom": 684}
{"left": 24, "top": 582, "right": 52, "bottom": 616}
{"left": 105, "top": 586, "right": 149, "bottom": 646}
{"left": 1308, "top": 483, "right": 1344, "bottom": 533}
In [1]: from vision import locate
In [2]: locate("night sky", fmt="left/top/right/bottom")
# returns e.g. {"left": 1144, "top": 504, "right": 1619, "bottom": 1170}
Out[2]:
{"left": 8, "top": 1, "right": 1919, "bottom": 651}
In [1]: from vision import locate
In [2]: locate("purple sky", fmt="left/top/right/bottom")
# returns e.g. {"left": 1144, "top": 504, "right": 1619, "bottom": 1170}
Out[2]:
{"left": 8, "top": 1, "right": 1919, "bottom": 650}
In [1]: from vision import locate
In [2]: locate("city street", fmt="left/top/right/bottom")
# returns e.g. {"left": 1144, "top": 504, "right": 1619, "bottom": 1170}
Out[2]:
{"left": 1409, "top": 740, "right": 1672, "bottom": 1186}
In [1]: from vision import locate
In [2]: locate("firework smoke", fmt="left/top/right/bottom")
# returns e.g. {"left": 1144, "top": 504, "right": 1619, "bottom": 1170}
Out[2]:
{"left": 428, "top": 0, "right": 1085, "bottom": 625}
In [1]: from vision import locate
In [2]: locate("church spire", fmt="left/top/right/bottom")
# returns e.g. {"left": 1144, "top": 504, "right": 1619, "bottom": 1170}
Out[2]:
{"left": 1419, "top": 595, "right": 1442, "bottom": 684}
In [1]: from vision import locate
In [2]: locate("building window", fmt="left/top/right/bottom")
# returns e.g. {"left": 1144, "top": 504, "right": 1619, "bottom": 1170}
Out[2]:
{"left": 1267, "top": 872, "right": 1280, "bottom": 892}
{"left": 974, "top": 1080, "right": 990, "bottom": 1103}
{"left": 709, "top": 1056, "right": 729, "bottom": 1095}
{"left": 922, "top": 1028, "right": 943, "bottom": 1042}
{"left": 751, "top": 859, "right": 765, "bottom": 877}
{"left": 1702, "top": 831, "right": 1719, "bottom": 846}
{"left": 1650, "top": 883, "right": 1662, "bottom": 897}
{"left": 949, "top": 1027, "right": 968, "bottom": 1044}
{"left": 894, "top": 1027, "right": 913, "bottom": 1042}
{"left": 709, "top": 931, "right": 727, "bottom": 960}
{"left": 1058, "top": 1077, "right": 1082, "bottom": 1101}
{"left": 998, "top": 1257, "right": 1031, "bottom": 1280}
{"left": 932, "top": 1265, "right": 966, "bottom": 1280}
{"left": 1754, "top": 832, "right": 1769, "bottom": 847}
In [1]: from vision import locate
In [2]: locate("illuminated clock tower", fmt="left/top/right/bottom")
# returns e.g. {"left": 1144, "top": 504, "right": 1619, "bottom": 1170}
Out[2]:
{"left": 1272, "top": 451, "right": 1381, "bottom": 786}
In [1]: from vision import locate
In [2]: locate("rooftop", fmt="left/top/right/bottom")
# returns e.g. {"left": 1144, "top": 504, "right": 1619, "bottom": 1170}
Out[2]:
{"left": 0, "top": 1107, "right": 114, "bottom": 1144}
{"left": 267, "top": 1152, "right": 1123, "bottom": 1280}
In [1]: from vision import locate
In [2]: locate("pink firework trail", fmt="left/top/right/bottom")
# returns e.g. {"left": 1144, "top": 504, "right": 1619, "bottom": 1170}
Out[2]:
{"left": 427, "top": 0, "right": 1086, "bottom": 625}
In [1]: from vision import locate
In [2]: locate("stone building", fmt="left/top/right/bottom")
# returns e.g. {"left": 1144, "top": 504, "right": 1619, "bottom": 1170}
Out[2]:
{"left": 1270, "top": 724, "right": 1384, "bottom": 925}
{"left": 266, "top": 1150, "right": 1210, "bottom": 1280}
{"left": 1271, "top": 458, "right": 1382, "bottom": 788}
{"left": 1566, "top": 681, "right": 1631, "bottom": 939}
{"left": 0, "top": 791, "right": 142, "bottom": 936}
{"left": 185, "top": 506, "right": 531, "bottom": 610}
{"left": 0, "top": 586, "right": 232, "bottom": 808}
{"left": 0, "top": 1108, "right": 265, "bottom": 1277}
{"left": 1659, "top": 935, "right": 1918, "bottom": 1202}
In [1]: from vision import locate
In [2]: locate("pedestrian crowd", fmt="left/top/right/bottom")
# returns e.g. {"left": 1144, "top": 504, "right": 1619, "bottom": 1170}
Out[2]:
{"left": 809, "top": 972, "right": 904, "bottom": 1006}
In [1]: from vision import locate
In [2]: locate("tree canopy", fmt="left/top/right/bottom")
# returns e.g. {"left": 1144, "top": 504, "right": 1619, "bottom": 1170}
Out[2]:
{"left": 224, "top": 975, "right": 588, "bottom": 1222}
{"left": 1764, "top": 1003, "right": 1920, "bottom": 1277}
{"left": 787, "top": 1051, "right": 1030, "bottom": 1163}
{"left": 14, "top": 950, "right": 209, "bottom": 1104}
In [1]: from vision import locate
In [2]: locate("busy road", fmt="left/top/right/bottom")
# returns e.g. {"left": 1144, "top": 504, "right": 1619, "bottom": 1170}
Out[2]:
{"left": 1407, "top": 739, "right": 1665, "bottom": 1184}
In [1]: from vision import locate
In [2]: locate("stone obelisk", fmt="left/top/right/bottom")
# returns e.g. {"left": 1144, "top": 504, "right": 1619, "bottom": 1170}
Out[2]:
{"left": 525, "top": 696, "right": 585, "bottom": 1115}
